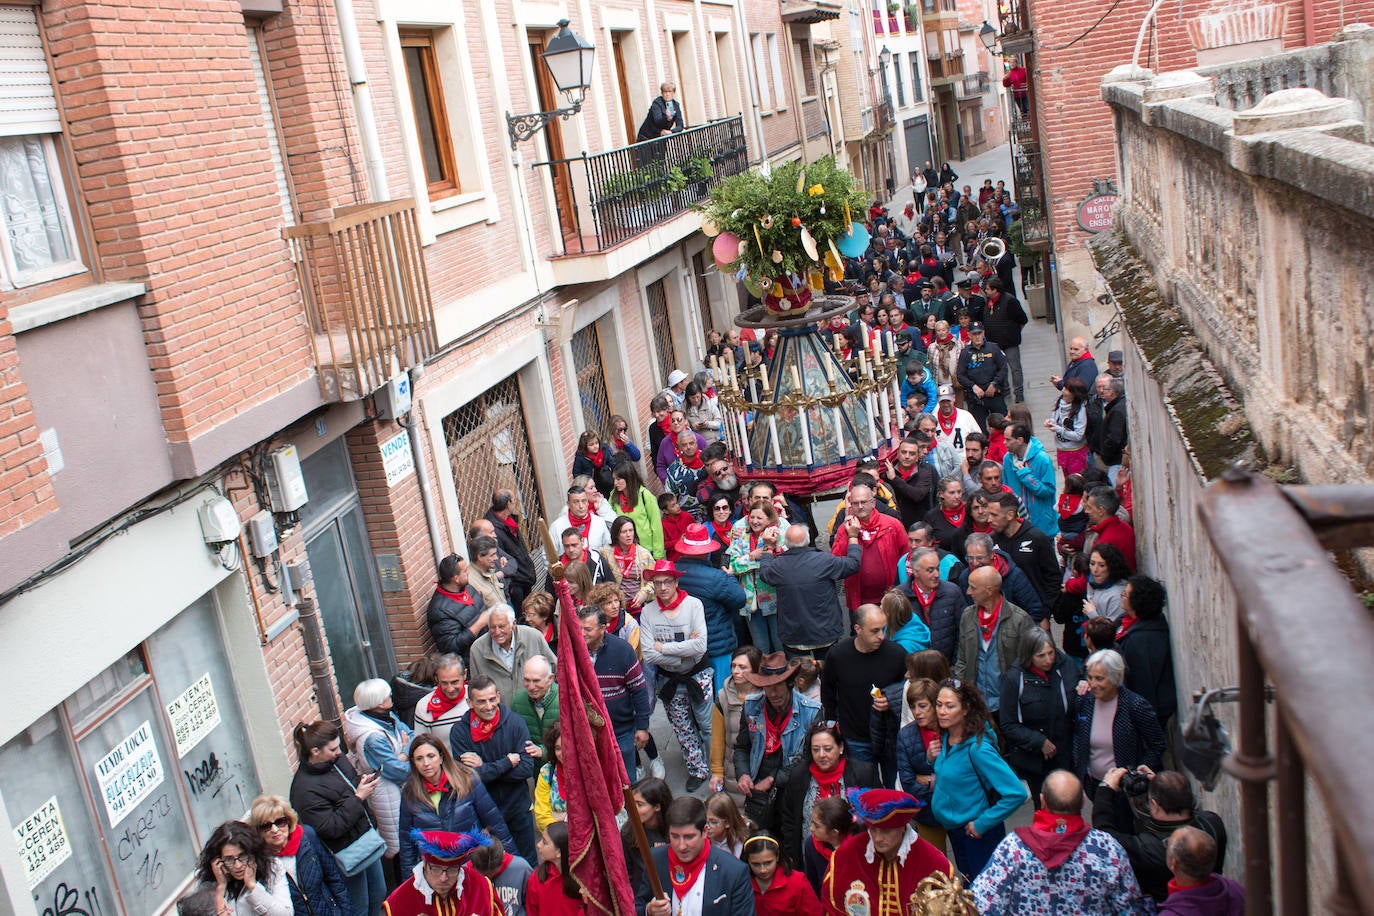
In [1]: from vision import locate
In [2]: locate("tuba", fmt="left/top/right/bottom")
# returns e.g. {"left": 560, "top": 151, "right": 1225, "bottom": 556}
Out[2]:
{"left": 977, "top": 236, "right": 1006, "bottom": 264}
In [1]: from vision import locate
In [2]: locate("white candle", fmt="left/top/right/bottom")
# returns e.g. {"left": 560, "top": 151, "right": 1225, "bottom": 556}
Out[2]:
{"left": 800, "top": 409, "right": 815, "bottom": 466}
{"left": 859, "top": 351, "right": 868, "bottom": 378}
{"left": 760, "top": 365, "right": 771, "bottom": 394}
{"left": 872, "top": 335, "right": 882, "bottom": 361}
{"left": 866, "top": 390, "right": 879, "bottom": 449}
{"left": 768, "top": 414, "right": 783, "bottom": 467}
{"left": 825, "top": 354, "right": 835, "bottom": 383}
{"left": 879, "top": 386, "right": 892, "bottom": 445}
{"left": 737, "top": 411, "right": 753, "bottom": 467}
{"left": 790, "top": 365, "right": 802, "bottom": 392}
{"left": 892, "top": 374, "right": 904, "bottom": 431}
{"left": 832, "top": 406, "right": 846, "bottom": 458}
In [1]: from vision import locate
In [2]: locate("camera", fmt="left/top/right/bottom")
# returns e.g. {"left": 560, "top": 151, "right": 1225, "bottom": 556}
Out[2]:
{"left": 1120, "top": 770, "right": 1151, "bottom": 797}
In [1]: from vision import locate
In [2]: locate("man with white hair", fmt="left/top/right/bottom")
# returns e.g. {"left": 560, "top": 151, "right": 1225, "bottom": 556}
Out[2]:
{"left": 468, "top": 605, "right": 556, "bottom": 703}
{"left": 759, "top": 524, "right": 861, "bottom": 660}
{"left": 414, "top": 653, "right": 470, "bottom": 745}
{"left": 512, "top": 655, "right": 559, "bottom": 751}
{"left": 1050, "top": 336, "right": 1100, "bottom": 390}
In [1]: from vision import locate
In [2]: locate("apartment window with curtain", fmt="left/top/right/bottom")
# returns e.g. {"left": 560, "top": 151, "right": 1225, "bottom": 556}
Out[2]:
{"left": 909, "top": 50, "right": 924, "bottom": 101}
{"left": 894, "top": 56, "right": 905, "bottom": 106}
{"left": 750, "top": 33, "right": 772, "bottom": 110}
{"left": 400, "top": 29, "right": 459, "bottom": 198}
{"left": 766, "top": 34, "right": 785, "bottom": 110}
{"left": 0, "top": 6, "right": 85, "bottom": 291}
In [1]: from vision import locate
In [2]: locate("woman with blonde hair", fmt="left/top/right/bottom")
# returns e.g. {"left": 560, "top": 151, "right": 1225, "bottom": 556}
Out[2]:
{"left": 248, "top": 795, "right": 351, "bottom": 915}
{"left": 396, "top": 734, "right": 514, "bottom": 874}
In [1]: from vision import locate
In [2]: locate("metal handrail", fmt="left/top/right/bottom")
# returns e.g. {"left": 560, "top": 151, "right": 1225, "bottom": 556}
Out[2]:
{"left": 1200, "top": 470, "right": 1374, "bottom": 914}
{"left": 531, "top": 116, "right": 748, "bottom": 255}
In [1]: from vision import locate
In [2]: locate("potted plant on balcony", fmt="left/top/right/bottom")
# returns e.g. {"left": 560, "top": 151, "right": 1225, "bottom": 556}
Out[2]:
{"left": 697, "top": 156, "right": 868, "bottom": 316}
{"left": 598, "top": 162, "right": 671, "bottom": 233}
{"left": 667, "top": 150, "right": 716, "bottom": 201}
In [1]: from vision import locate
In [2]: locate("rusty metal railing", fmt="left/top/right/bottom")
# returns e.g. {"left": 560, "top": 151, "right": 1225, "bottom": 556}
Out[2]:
{"left": 285, "top": 199, "right": 438, "bottom": 401}
{"left": 1200, "top": 469, "right": 1374, "bottom": 915}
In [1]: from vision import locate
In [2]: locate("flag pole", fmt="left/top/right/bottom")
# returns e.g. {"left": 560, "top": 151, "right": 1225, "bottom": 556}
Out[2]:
{"left": 623, "top": 785, "right": 666, "bottom": 901}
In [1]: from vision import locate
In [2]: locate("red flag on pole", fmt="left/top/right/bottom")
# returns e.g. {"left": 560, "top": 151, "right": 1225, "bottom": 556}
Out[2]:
{"left": 553, "top": 573, "right": 636, "bottom": 915}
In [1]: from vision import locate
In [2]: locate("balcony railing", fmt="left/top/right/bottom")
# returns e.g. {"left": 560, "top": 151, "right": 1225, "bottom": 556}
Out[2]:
{"left": 995, "top": 0, "right": 1033, "bottom": 54}
{"left": 927, "top": 51, "right": 965, "bottom": 82}
{"left": 1011, "top": 148, "right": 1049, "bottom": 247}
{"left": 1010, "top": 108, "right": 1036, "bottom": 151}
{"left": 533, "top": 116, "right": 748, "bottom": 255}
{"left": 956, "top": 72, "right": 987, "bottom": 98}
{"left": 874, "top": 98, "right": 894, "bottom": 134}
{"left": 285, "top": 199, "right": 438, "bottom": 401}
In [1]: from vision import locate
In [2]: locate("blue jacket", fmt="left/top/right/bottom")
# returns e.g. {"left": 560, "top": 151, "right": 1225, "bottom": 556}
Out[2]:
{"left": 288, "top": 824, "right": 351, "bottom": 916}
{"left": 890, "top": 611, "right": 931, "bottom": 653}
{"left": 1003, "top": 438, "right": 1059, "bottom": 537}
{"left": 675, "top": 555, "right": 747, "bottom": 661}
{"left": 636, "top": 844, "right": 754, "bottom": 916}
{"left": 901, "top": 370, "right": 939, "bottom": 414}
{"left": 1073, "top": 687, "right": 1167, "bottom": 780}
{"left": 931, "top": 727, "right": 1029, "bottom": 836}
{"left": 1057, "top": 354, "right": 1100, "bottom": 391}
{"left": 398, "top": 780, "right": 516, "bottom": 873}
{"left": 734, "top": 691, "right": 822, "bottom": 780}
{"left": 895, "top": 722, "right": 936, "bottom": 810}
{"left": 450, "top": 705, "right": 536, "bottom": 828}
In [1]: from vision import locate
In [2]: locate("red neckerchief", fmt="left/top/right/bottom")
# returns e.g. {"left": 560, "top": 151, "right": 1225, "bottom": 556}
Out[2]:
{"left": 763, "top": 702, "right": 793, "bottom": 755}
{"left": 941, "top": 505, "right": 966, "bottom": 528}
{"left": 276, "top": 825, "right": 304, "bottom": 857}
{"left": 470, "top": 709, "right": 501, "bottom": 743}
{"left": 1116, "top": 615, "right": 1139, "bottom": 641}
{"left": 937, "top": 407, "right": 957, "bottom": 437}
{"left": 559, "top": 552, "right": 577, "bottom": 567}
{"left": 658, "top": 587, "right": 687, "bottom": 611}
{"left": 810, "top": 761, "right": 845, "bottom": 799}
{"left": 972, "top": 521, "right": 994, "bottom": 533}
{"left": 569, "top": 511, "right": 593, "bottom": 541}
{"left": 1033, "top": 810, "right": 1085, "bottom": 835}
{"left": 422, "top": 771, "right": 450, "bottom": 796}
{"left": 588, "top": 448, "right": 605, "bottom": 468}
{"left": 542, "top": 622, "right": 555, "bottom": 643}
{"left": 1168, "top": 876, "right": 1214, "bottom": 896}
{"left": 501, "top": 515, "right": 520, "bottom": 535}
{"left": 712, "top": 520, "right": 733, "bottom": 545}
{"left": 436, "top": 584, "right": 473, "bottom": 605}
{"left": 1075, "top": 349, "right": 1094, "bottom": 364}
{"left": 618, "top": 491, "right": 635, "bottom": 514}
{"left": 427, "top": 685, "right": 467, "bottom": 719}
{"left": 613, "top": 545, "right": 638, "bottom": 576}
{"left": 1013, "top": 809, "right": 1091, "bottom": 869}
{"left": 749, "top": 531, "right": 761, "bottom": 552}
{"left": 977, "top": 597, "right": 1003, "bottom": 642}
{"left": 921, "top": 331, "right": 935, "bottom": 347}
{"left": 919, "top": 726, "right": 940, "bottom": 750}
{"left": 812, "top": 836, "right": 836, "bottom": 863}
{"left": 679, "top": 451, "right": 704, "bottom": 470}
{"left": 911, "top": 584, "right": 936, "bottom": 620}
{"left": 1058, "top": 493, "right": 1082, "bottom": 518}
{"left": 669, "top": 841, "right": 712, "bottom": 899}
{"left": 1026, "top": 665, "right": 1050, "bottom": 682}
{"left": 895, "top": 462, "right": 917, "bottom": 481}
{"left": 658, "top": 416, "right": 674, "bottom": 435}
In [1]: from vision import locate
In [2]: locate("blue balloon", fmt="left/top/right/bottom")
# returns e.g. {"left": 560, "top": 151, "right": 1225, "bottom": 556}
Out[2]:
{"left": 835, "top": 222, "right": 871, "bottom": 258}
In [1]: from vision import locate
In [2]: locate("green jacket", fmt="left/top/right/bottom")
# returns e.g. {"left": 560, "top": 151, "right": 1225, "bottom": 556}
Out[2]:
{"left": 512, "top": 682, "right": 559, "bottom": 749}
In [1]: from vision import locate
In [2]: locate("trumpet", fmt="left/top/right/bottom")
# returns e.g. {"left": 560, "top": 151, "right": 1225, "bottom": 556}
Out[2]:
{"left": 978, "top": 237, "right": 1006, "bottom": 263}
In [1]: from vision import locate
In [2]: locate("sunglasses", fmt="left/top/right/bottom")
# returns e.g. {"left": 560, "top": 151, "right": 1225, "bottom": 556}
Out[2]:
{"left": 257, "top": 816, "right": 291, "bottom": 832}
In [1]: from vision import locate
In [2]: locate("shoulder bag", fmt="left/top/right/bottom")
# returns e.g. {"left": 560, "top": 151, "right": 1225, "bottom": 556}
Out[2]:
{"left": 330, "top": 764, "right": 386, "bottom": 876}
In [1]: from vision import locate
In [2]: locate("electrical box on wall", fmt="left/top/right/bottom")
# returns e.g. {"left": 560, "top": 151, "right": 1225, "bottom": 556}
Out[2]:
{"left": 246, "top": 510, "right": 279, "bottom": 557}
{"left": 375, "top": 373, "right": 412, "bottom": 420}
{"left": 266, "top": 445, "right": 309, "bottom": 513}
{"left": 197, "top": 496, "right": 241, "bottom": 545}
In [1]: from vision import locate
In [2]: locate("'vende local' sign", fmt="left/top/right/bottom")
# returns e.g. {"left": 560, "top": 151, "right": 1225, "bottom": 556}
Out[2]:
{"left": 93, "top": 721, "right": 165, "bottom": 828}
{"left": 1076, "top": 193, "right": 1120, "bottom": 233}
{"left": 381, "top": 430, "right": 415, "bottom": 487}
{"left": 13, "top": 796, "right": 72, "bottom": 889}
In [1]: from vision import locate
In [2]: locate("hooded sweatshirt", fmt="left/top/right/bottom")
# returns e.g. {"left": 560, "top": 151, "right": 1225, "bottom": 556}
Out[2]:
{"left": 1158, "top": 875, "right": 1245, "bottom": 915}
{"left": 1002, "top": 437, "right": 1059, "bottom": 537}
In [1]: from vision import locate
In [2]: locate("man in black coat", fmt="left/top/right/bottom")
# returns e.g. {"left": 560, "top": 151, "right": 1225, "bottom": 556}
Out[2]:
{"left": 450, "top": 675, "right": 538, "bottom": 863}
{"left": 637, "top": 797, "right": 753, "bottom": 916}
{"left": 981, "top": 277, "right": 1029, "bottom": 402}
{"left": 1098, "top": 376, "right": 1129, "bottom": 483}
{"left": 955, "top": 323, "right": 1009, "bottom": 432}
{"left": 426, "top": 554, "right": 490, "bottom": 659}
{"left": 895, "top": 546, "right": 965, "bottom": 663}
{"left": 945, "top": 274, "right": 986, "bottom": 323}
{"left": 484, "top": 490, "right": 536, "bottom": 611}
{"left": 987, "top": 491, "right": 1060, "bottom": 613}
{"left": 957, "top": 533, "right": 1044, "bottom": 622}
{"left": 1115, "top": 575, "right": 1177, "bottom": 728}
{"left": 884, "top": 435, "right": 937, "bottom": 528}
{"left": 759, "top": 524, "right": 861, "bottom": 660}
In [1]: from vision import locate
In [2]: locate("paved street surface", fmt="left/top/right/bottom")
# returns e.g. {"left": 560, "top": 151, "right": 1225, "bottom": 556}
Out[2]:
{"left": 649, "top": 145, "right": 1066, "bottom": 832}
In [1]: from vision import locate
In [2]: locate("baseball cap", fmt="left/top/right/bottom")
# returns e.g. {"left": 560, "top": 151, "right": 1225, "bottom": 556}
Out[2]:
{"left": 969, "top": 321, "right": 985, "bottom": 333}
{"left": 937, "top": 384, "right": 955, "bottom": 402}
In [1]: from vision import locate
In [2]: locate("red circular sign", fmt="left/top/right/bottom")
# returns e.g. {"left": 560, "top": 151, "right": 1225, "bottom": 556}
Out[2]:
{"left": 1077, "top": 193, "right": 1119, "bottom": 233}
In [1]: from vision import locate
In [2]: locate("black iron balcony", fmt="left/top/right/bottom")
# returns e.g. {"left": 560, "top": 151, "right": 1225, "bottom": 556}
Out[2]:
{"left": 533, "top": 116, "right": 748, "bottom": 255}
{"left": 1011, "top": 147, "right": 1050, "bottom": 248}
{"left": 995, "top": 0, "right": 1033, "bottom": 54}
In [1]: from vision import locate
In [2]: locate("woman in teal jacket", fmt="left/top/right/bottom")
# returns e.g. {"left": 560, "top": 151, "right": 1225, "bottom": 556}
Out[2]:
{"left": 612, "top": 460, "right": 663, "bottom": 558}
{"left": 931, "top": 678, "right": 1028, "bottom": 879}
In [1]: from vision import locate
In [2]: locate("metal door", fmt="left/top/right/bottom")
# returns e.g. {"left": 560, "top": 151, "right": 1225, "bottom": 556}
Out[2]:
{"left": 904, "top": 115, "right": 932, "bottom": 179}
{"left": 645, "top": 278, "right": 677, "bottom": 386}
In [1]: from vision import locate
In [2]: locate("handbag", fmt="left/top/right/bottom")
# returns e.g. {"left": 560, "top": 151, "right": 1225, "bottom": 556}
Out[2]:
{"left": 331, "top": 765, "right": 386, "bottom": 877}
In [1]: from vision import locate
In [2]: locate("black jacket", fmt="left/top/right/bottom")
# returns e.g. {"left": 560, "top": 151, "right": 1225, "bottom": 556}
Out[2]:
{"left": 889, "top": 462, "right": 937, "bottom": 528}
{"left": 1092, "top": 784, "right": 1228, "bottom": 902}
{"left": 759, "top": 544, "right": 860, "bottom": 649}
{"left": 426, "top": 586, "right": 486, "bottom": 659}
{"left": 484, "top": 510, "right": 536, "bottom": 592}
{"left": 1099, "top": 396, "right": 1129, "bottom": 465}
{"left": 1117, "top": 617, "right": 1178, "bottom": 724}
{"left": 635, "top": 95, "right": 685, "bottom": 142}
{"left": 982, "top": 292, "right": 1028, "bottom": 349}
{"left": 956, "top": 340, "right": 1009, "bottom": 394}
{"left": 998, "top": 656, "right": 1080, "bottom": 779}
{"left": 778, "top": 757, "right": 879, "bottom": 869}
{"left": 1072, "top": 687, "right": 1166, "bottom": 780}
{"left": 945, "top": 293, "right": 985, "bottom": 324}
{"left": 894, "top": 579, "right": 965, "bottom": 663}
{"left": 449, "top": 705, "right": 536, "bottom": 829}
{"left": 289, "top": 758, "right": 374, "bottom": 854}
{"left": 994, "top": 522, "right": 1061, "bottom": 605}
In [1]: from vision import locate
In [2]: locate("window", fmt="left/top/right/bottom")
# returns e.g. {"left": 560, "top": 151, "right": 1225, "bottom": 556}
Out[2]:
{"left": 767, "top": 34, "right": 785, "bottom": 110}
{"left": 750, "top": 34, "right": 772, "bottom": 110}
{"left": 645, "top": 278, "right": 677, "bottom": 387}
{"left": 400, "top": 30, "right": 459, "bottom": 198}
{"left": 246, "top": 26, "right": 295, "bottom": 225}
{"left": 894, "top": 56, "right": 905, "bottom": 106}
{"left": 0, "top": 7, "right": 84, "bottom": 290}
{"left": 909, "top": 51, "right": 924, "bottom": 101}
{"left": 793, "top": 37, "right": 816, "bottom": 97}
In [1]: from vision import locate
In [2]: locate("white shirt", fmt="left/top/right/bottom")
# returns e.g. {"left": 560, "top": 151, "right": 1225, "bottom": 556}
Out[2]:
{"left": 550, "top": 508, "right": 611, "bottom": 551}
{"left": 934, "top": 407, "right": 983, "bottom": 464}
{"left": 672, "top": 862, "right": 706, "bottom": 916}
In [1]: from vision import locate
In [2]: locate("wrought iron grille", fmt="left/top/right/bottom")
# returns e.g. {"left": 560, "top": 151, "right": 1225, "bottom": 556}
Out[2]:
{"left": 440, "top": 377, "right": 548, "bottom": 587}
{"left": 691, "top": 252, "right": 714, "bottom": 338}
{"left": 569, "top": 320, "right": 612, "bottom": 435}
{"left": 645, "top": 278, "right": 678, "bottom": 388}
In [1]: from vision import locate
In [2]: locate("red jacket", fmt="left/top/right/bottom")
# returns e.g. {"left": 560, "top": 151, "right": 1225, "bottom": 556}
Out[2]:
{"left": 1091, "top": 515, "right": 1137, "bottom": 571}
{"left": 527, "top": 866, "right": 585, "bottom": 916}
{"left": 383, "top": 864, "right": 504, "bottom": 916}
{"left": 662, "top": 510, "right": 695, "bottom": 561}
{"left": 832, "top": 511, "right": 908, "bottom": 610}
{"left": 755, "top": 868, "right": 822, "bottom": 916}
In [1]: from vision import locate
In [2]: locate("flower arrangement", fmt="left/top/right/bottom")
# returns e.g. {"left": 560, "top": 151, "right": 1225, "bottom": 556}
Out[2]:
{"left": 698, "top": 157, "right": 869, "bottom": 316}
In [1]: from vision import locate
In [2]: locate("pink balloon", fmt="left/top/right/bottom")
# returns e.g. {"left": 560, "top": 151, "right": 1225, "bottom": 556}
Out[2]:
{"left": 713, "top": 231, "right": 742, "bottom": 267}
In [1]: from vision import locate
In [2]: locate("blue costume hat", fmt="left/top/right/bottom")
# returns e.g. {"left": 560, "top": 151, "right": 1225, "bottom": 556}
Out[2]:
{"left": 411, "top": 829, "right": 491, "bottom": 864}
{"left": 846, "top": 788, "right": 924, "bottom": 829}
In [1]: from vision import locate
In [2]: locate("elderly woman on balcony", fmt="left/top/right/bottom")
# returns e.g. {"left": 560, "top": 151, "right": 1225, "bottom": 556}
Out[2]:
{"left": 636, "top": 81, "right": 686, "bottom": 143}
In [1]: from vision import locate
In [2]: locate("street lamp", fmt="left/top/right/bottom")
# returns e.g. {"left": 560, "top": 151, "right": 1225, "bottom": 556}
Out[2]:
{"left": 879, "top": 45, "right": 893, "bottom": 70}
{"left": 979, "top": 20, "right": 999, "bottom": 54}
{"left": 506, "top": 19, "right": 596, "bottom": 149}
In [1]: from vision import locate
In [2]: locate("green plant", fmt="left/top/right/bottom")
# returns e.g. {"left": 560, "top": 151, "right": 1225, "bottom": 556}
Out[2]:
{"left": 666, "top": 151, "right": 715, "bottom": 192}
{"left": 600, "top": 163, "right": 666, "bottom": 201}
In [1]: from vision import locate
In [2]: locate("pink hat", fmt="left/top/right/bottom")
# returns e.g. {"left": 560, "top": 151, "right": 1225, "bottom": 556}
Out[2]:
{"left": 646, "top": 559, "right": 684, "bottom": 580}
{"left": 673, "top": 523, "right": 722, "bottom": 557}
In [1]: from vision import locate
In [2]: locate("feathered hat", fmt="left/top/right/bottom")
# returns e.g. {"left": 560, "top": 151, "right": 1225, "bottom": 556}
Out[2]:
{"left": 846, "top": 788, "right": 924, "bottom": 829}
{"left": 411, "top": 829, "right": 491, "bottom": 865}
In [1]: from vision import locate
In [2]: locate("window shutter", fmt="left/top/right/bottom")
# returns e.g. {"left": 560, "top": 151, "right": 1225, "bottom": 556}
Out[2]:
{"left": 246, "top": 27, "right": 294, "bottom": 226}
{"left": 0, "top": 7, "right": 60, "bottom": 136}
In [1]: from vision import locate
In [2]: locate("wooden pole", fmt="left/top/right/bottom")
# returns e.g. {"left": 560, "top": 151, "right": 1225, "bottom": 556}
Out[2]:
{"left": 623, "top": 785, "right": 665, "bottom": 900}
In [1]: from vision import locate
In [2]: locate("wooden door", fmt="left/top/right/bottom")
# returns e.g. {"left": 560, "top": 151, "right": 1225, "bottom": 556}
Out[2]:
{"left": 529, "top": 39, "right": 576, "bottom": 241}
{"left": 612, "top": 33, "right": 638, "bottom": 144}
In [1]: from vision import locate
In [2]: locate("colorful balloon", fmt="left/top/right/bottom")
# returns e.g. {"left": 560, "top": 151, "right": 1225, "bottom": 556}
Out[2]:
{"left": 713, "top": 231, "right": 742, "bottom": 267}
{"left": 835, "top": 221, "right": 870, "bottom": 258}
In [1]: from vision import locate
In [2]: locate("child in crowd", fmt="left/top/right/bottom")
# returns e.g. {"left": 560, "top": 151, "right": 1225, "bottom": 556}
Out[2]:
{"left": 659, "top": 492, "right": 694, "bottom": 560}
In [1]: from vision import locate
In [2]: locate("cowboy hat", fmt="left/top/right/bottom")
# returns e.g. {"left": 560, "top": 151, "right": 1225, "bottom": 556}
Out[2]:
{"left": 744, "top": 651, "right": 801, "bottom": 687}
{"left": 646, "top": 559, "right": 683, "bottom": 580}
{"left": 674, "top": 522, "right": 722, "bottom": 557}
